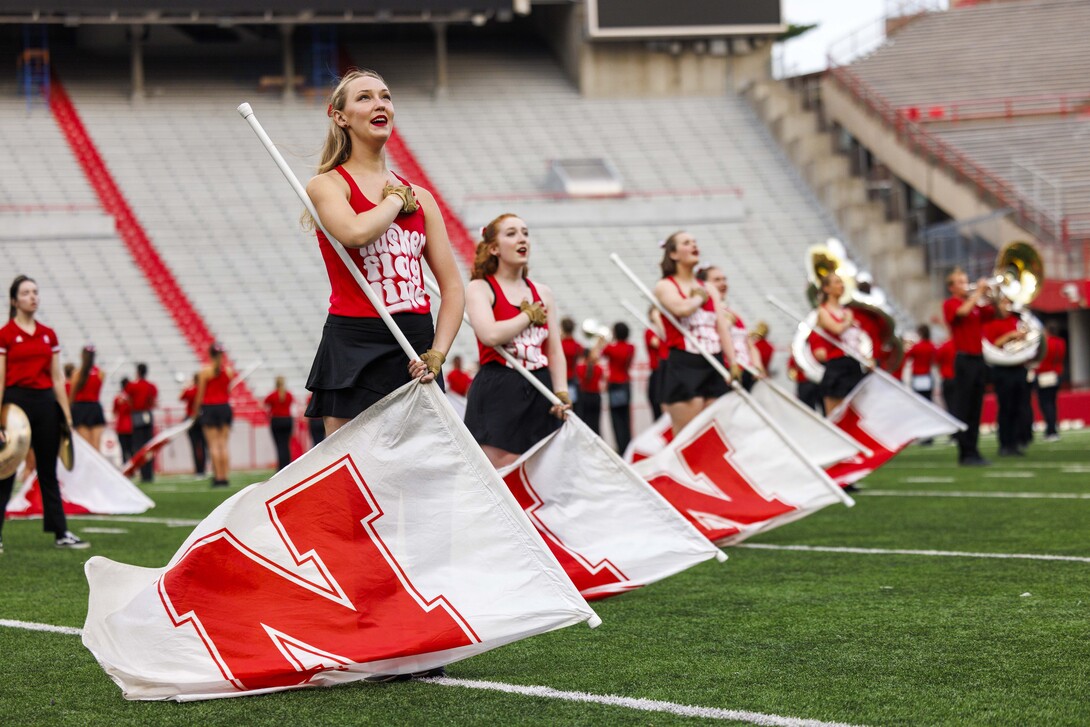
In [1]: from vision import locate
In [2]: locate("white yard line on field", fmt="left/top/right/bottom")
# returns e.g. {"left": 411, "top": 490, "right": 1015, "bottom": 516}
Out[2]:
{"left": 0, "top": 620, "right": 862, "bottom": 727}
{"left": 738, "top": 544, "right": 1090, "bottom": 563}
{"left": 427, "top": 677, "right": 865, "bottom": 727}
{"left": 68, "top": 515, "right": 201, "bottom": 527}
{"left": 861, "top": 490, "right": 1090, "bottom": 500}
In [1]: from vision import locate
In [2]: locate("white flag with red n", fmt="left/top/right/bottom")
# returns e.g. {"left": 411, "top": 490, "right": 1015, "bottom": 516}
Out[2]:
{"left": 632, "top": 393, "right": 847, "bottom": 546}
{"left": 499, "top": 416, "right": 724, "bottom": 601}
{"left": 82, "top": 381, "right": 597, "bottom": 701}
{"left": 826, "top": 374, "right": 963, "bottom": 486}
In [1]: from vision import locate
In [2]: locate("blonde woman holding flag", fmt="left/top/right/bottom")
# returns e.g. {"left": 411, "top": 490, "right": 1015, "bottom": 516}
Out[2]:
{"left": 303, "top": 69, "right": 464, "bottom": 436}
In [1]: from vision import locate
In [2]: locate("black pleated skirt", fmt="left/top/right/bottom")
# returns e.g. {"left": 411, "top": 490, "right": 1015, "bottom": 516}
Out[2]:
{"left": 464, "top": 363, "right": 559, "bottom": 454}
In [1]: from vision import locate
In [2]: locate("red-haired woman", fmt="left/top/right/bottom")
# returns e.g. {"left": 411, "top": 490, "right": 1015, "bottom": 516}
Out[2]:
{"left": 0, "top": 275, "right": 88, "bottom": 550}
{"left": 303, "top": 69, "right": 464, "bottom": 437}
{"left": 464, "top": 214, "right": 570, "bottom": 468}
{"left": 653, "top": 232, "right": 738, "bottom": 436}
{"left": 192, "top": 343, "right": 234, "bottom": 487}
{"left": 70, "top": 344, "right": 106, "bottom": 451}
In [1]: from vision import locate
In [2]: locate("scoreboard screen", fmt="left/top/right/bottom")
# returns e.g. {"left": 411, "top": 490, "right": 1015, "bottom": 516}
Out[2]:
{"left": 587, "top": 0, "right": 784, "bottom": 39}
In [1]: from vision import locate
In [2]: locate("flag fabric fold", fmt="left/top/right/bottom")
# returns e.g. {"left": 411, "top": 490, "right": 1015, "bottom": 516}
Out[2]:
{"left": 623, "top": 413, "right": 674, "bottom": 463}
{"left": 8, "top": 435, "right": 154, "bottom": 517}
{"left": 633, "top": 393, "right": 847, "bottom": 546}
{"left": 748, "top": 380, "right": 865, "bottom": 468}
{"left": 826, "top": 374, "right": 964, "bottom": 486}
{"left": 122, "top": 419, "right": 193, "bottom": 478}
{"left": 83, "top": 381, "right": 597, "bottom": 701}
{"left": 498, "top": 416, "right": 724, "bottom": 601}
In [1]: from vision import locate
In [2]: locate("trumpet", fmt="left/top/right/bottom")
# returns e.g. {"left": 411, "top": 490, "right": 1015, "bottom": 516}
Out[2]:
{"left": 581, "top": 318, "right": 612, "bottom": 345}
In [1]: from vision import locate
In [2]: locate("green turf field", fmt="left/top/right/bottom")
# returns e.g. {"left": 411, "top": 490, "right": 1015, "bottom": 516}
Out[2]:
{"left": 1, "top": 430, "right": 1088, "bottom": 726}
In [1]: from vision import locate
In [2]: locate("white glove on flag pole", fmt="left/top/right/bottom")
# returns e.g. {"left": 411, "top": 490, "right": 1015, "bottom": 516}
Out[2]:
{"left": 80, "top": 104, "right": 599, "bottom": 701}
{"left": 8, "top": 435, "right": 154, "bottom": 517}
{"left": 424, "top": 277, "right": 725, "bottom": 600}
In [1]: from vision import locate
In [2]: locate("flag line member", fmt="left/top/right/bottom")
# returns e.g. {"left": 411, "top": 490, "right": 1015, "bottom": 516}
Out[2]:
{"left": 464, "top": 214, "right": 570, "bottom": 468}
{"left": 0, "top": 274, "right": 88, "bottom": 551}
{"left": 303, "top": 68, "right": 464, "bottom": 437}
{"left": 70, "top": 344, "right": 106, "bottom": 452}
{"left": 652, "top": 232, "right": 739, "bottom": 436}
{"left": 697, "top": 264, "right": 765, "bottom": 390}
{"left": 191, "top": 343, "right": 235, "bottom": 487}
{"left": 811, "top": 272, "right": 868, "bottom": 415}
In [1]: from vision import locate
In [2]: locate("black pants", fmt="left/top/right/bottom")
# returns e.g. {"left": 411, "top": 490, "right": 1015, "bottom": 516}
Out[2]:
{"left": 578, "top": 392, "right": 601, "bottom": 435}
{"left": 1037, "top": 384, "right": 1059, "bottom": 436}
{"left": 118, "top": 432, "right": 134, "bottom": 462}
{"left": 607, "top": 382, "right": 631, "bottom": 454}
{"left": 941, "top": 379, "right": 956, "bottom": 414}
{"left": 0, "top": 387, "right": 67, "bottom": 538}
{"left": 647, "top": 368, "right": 664, "bottom": 419}
{"left": 913, "top": 386, "right": 935, "bottom": 443}
{"left": 271, "top": 417, "right": 293, "bottom": 471}
{"left": 991, "top": 366, "right": 1027, "bottom": 451}
{"left": 952, "top": 354, "right": 987, "bottom": 461}
{"left": 131, "top": 416, "right": 155, "bottom": 482}
{"left": 1017, "top": 374, "right": 1034, "bottom": 447}
{"left": 308, "top": 417, "right": 326, "bottom": 448}
{"left": 797, "top": 380, "right": 824, "bottom": 415}
{"left": 187, "top": 419, "right": 207, "bottom": 475}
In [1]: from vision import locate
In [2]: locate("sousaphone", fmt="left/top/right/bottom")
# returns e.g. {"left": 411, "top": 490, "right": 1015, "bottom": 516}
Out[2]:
{"left": 981, "top": 241, "right": 1046, "bottom": 367}
{"left": 0, "top": 403, "right": 32, "bottom": 479}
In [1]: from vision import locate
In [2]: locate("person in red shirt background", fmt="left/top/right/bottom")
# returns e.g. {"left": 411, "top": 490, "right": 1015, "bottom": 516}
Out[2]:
{"left": 575, "top": 343, "right": 605, "bottom": 436}
{"left": 0, "top": 274, "right": 87, "bottom": 550}
{"left": 264, "top": 376, "right": 295, "bottom": 471}
{"left": 982, "top": 298, "right": 1028, "bottom": 457}
{"left": 1035, "top": 321, "right": 1066, "bottom": 441}
{"left": 179, "top": 373, "right": 206, "bottom": 477}
{"left": 113, "top": 378, "right": 134, "bottom": 463}
{"left": 70, "top": 344, "right": 106, "bottom": 452}
{"left": 560, "top": 317, "right": 583, "bottom": 408}
{"left": 306, "top": 393, "right": 325, "bottom": 449}
{"left": 904, "top": 324, "right": 937, "bottom": 445}
{"left": 644, "top": 307, "right": 666, "bottom": 418}
{"left": 445, "top": 355, "right": 474, "bottom": 398}
{"left": 935, "top": 337, "right": 956, "bottom": 413}
{"left": 943, "top": 267, "right": 995, "bottom": 466}
{"left": 601, "top": 322, "right": 635, "bottom": 453}
{"left": 125, "top": 362, "right": 158, "bottom": 482}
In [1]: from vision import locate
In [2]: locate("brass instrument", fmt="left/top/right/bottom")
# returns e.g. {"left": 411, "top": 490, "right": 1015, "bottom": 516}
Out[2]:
{"left": 981, "top": 242, "right": 1045, "bottom": 367}
{"left": 581, "top": 318, "right": 612, "bottom": 346}
{"left": 0, "top": 403, "right": 31, "bottom": 479}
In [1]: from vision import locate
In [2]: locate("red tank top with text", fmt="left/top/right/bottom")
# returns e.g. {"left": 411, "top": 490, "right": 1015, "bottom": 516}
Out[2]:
{"left": 477, "top": 276, "right": 549, "bottom": 371}
{"left": 203, "top": 368, "right": 232, "bottom": 405}
{"left": 661, "top": 279, "right": 721, "bottom": 355}
{"left": 317, "top": 166, "right": 431, "bottom": 318}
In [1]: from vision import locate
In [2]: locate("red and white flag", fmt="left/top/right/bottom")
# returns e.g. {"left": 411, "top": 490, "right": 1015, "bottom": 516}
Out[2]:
{"left": 8, "top": 435, "right": 154, "bottom": 517}
{"left": 498, "top": 417, "right": 724, "bottom": 601}
{"left": 826, "top": 374, "right": 963, "bottom": 486}
{"left": 632, "top": 393, "right": 848, "bottom": 546}
{"left": 122, "top": 419, "right": 193, "bottom": 478}
{"left": 82, "top": 382, "right": 597, "bottom": 701}
{"left": 748, "top": 380, "right": 866, "bottom": 468}
{"left": 623, "top": 413, "right": 674, "bottom": 463}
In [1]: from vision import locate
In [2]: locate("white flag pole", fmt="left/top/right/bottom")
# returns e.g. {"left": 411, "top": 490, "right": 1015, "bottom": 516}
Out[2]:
{"left": 619, "top": 299, "right": 873, "bottom": 458}
{"left": 610, "top": 254, "right": 853, "bottom": 507}
{"left": 766, "top": 295, "right": 967, "bottom": 431}
{"left": 229, "top": 359, "right": 264, "bottom": 391}
{"left": 237, "top": 103, "right": 421, "bottom": 364}
{"left": 105, "top": 356, "right": 126, "bottom": 382}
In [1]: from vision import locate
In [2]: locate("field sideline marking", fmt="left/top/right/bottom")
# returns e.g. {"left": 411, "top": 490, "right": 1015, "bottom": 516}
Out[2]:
{"left": 428, "top": 676, "right": 863, "bottom": 726}
{"left": 739, "top": 544, "right": 1090, "bottom": 563}
{"left": 0, "top": 621, "right": 862, "bottom": 727}
{"left": 861, "top": 490, "right": 1090, "bottom": 500}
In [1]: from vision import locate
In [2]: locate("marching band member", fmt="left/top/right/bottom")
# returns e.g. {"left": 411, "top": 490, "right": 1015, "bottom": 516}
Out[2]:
{"left": 125, "top": 363, "right": 158, "bottom": 483}
{"left": 750, "top": 321, "right": 774, "bottom": 376}
{"left": 464, "top": 214, "right": 570, "bottom": 468}
{"left": 788, "top": 354, "right": 823, "bottom": 415}
{"left": 113, "top": 378, "right": 134, "bottom": 463}
{"left": 982, "top": 298, "right": 1028, "bottom": 457}
{"left": 1036, "top": 321, "right": 1065, "bottom": 441}
{"left": 943, "top": 267, "right": 994, "bottom": 466}
{"left": 179, "top": 374, "right": 207, "bottom": 477}
{"left": 601, "top": 322, "right": 634, "bottom": 453}
{"left": 811, "top": 273, "right": 866, "bottom": 415}
{"left": 263, "top": 376, "right": 294, "bottom": 472}
{"left": 575, "top": 342, "right": 605, "bottom": 436}
{"left": 654, "top": 232, "right": 738, "bottom": 436}
{"left": 935, "top": 336, "right": 956, "bottom": 414}
{"left": 192, "top": 343, "right": 235, "bottom": 486}
{"left": 0, "top": 275, "right": 88, "bottom": 550}
{"left": 644, "top": 306, "right": 667, "bottom": 418}
{"left": 445, "top": 355, "right": 474, "bottom": 398}
{"left": 70, "top": 344, "right": 106, "bottom": 452}
{"left": 303, "top": 69, "right": 464, "bottom": 439}
{"left": 559, "top": 317, "right": 583, "bottom": 406}
{"left": 904, "top": 325, "right": 937, "bottom": 445}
